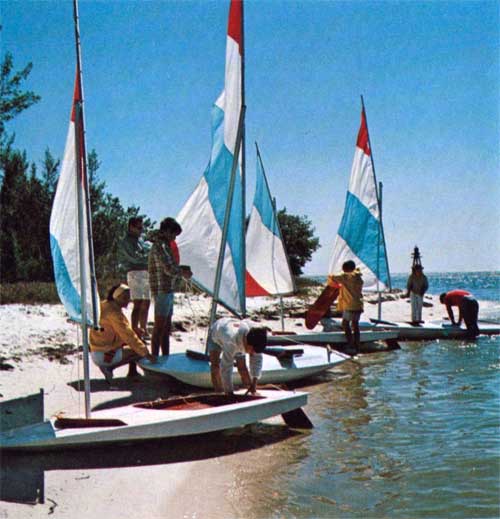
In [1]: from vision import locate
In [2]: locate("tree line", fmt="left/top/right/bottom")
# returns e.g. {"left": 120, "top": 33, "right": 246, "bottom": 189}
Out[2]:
{"left": 0, "top": 50, "right": 320, "bottom": 289}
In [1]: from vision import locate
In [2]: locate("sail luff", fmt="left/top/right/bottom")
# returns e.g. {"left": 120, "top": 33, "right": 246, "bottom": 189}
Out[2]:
{"left": 74, "top": 102, "right": 92, "bottom": 418}
{"left": 208, "top": 106, "right": 246, "bottom": 334}
{"left": 240, "top": 0, "right": 247, "bottom": 317}
{"left": 73, "top": 0, "right": 97, "bottom": 417}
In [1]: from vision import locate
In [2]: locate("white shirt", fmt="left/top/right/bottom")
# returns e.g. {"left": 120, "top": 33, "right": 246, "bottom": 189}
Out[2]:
{"left": 210, "top": 318, "right": 263, "bottom": 393}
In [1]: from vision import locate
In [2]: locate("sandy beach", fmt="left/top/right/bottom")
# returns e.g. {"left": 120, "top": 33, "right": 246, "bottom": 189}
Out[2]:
{"left": 0, "top": 289, "right": 443, "bottom": 518}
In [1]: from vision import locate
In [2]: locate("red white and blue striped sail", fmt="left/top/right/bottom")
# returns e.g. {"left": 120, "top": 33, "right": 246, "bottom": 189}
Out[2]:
{"left": 328, "top": 107, "right": 390, "bottom": 291}
{"left": 49, "top": 71, "right": 99, "bottom": 325}
{"left": 246, "top": 149, "right": 295, "bottom": 297}
{"left": 177, "top": 0, "right": 244, "bottom": 315}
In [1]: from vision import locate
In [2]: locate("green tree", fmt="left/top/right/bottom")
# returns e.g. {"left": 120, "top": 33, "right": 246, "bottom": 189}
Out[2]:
{"left": 86, "top": 149, "right": 153, "bottom": 280}
{"left": 277, "top": 208, "right": 320, "bottom": 276}
{"left": 41, "top": 148, "right": 60, "bottom": 195}
{"left": 0, "top": 49, "right": 41, "bottom": 281}
{"left": 0, "top": 51, "right": 40, "bottom": 158}
{"left": 0, "top": 149, "right": 29, "bottom": 281}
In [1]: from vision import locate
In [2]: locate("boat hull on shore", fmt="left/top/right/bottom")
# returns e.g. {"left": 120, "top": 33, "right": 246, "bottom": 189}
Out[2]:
{"left": 140, "top": 346, "right": 349, "bottom": 388}
{"left": 0, "top": 390, "right": 308, "bottom": 451}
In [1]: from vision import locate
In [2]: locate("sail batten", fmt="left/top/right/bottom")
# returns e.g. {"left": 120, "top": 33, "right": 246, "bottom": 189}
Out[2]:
{"left": 329, "top": 104, "right": 390, "bottom": 292}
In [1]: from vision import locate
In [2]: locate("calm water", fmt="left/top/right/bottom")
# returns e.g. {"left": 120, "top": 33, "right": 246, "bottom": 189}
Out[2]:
{"left": 238, "top": 272, "right": 500, "bottom": 518}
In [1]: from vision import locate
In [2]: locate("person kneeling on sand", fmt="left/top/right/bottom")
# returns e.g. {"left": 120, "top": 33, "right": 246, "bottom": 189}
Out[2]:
{"left": 327, "top": 260, "right": 364, "bottom": 354}
{"left": 209, "top": 317, "right": 267, "bottom": 395}
{"left": 89, "top": 284, "right": 157, "bottom": 384}
{"left": 439, "top": 290, "right": 480, "bottom": 339}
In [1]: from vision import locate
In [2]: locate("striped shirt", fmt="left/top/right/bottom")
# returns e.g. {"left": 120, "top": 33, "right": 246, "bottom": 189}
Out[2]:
{"left": 148, "top": 239, "right": 181, "bottom": 296}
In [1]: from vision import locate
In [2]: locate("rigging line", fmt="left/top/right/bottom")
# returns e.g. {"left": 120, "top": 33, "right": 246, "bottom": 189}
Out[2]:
{"left": 180, "top": 278, "right": 206, "bottom": 348}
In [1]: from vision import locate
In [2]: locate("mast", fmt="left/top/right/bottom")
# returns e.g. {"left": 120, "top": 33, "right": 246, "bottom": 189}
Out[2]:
{"left": 207, "top": 107, "right": 246, "bottom": 348}
{"left": 360, "top": 95, "right": 391, "bottom": 317}
{"left": 240, "top": 0, "right": 247, "bottom": 317}
{"left": 73, "top": 0, "right": 97, "bottom": 418}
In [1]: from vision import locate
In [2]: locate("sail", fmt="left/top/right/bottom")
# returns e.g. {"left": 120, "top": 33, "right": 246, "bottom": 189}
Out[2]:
{"left": 328, "top": 107, "right": 390, "bottom": 291}
{"left": 246, "top": 148, "right": 295, "bottom": 296}
{"left": 177, "top": 0, "right": 244, "bottom": 315}
{"left": 49, "top": 71, "right": 99, "bottom": 325}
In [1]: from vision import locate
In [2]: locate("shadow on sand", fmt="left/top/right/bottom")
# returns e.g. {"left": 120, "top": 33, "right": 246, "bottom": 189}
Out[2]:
{"left": 1, "top": 421, "right": 303, "bottom": 506}
{"left": 1, "top": 371, "right": 311, "bottom": 507}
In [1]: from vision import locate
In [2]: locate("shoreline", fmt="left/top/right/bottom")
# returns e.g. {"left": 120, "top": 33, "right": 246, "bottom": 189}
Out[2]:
{"left": 0, "top": 291, "right": 463, "bottom": 518}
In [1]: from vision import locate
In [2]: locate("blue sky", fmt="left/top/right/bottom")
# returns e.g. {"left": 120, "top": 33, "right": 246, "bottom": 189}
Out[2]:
{"left": 2, "top": 0, "right": 499, "bottom": 274}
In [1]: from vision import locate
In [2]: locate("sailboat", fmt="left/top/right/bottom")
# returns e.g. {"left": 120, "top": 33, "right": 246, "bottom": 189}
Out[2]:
{"left": 0, "top": 0, "right": 310, "bottom": 451}
{"left": 140, "top": 0, "right": 350, "bottom": 387}
{"left": 267, "top": 99, "right": 399, "bottom": 349}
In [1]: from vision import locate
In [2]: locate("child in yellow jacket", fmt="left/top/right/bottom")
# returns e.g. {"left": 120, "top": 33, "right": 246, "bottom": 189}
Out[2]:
{"left": 327, "top": 260, "right": 364, "bottom": 353}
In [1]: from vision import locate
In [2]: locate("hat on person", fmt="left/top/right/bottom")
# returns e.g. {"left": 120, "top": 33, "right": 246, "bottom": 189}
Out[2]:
{"left": 112, "top": 284, "right": 130, "bottom": 299}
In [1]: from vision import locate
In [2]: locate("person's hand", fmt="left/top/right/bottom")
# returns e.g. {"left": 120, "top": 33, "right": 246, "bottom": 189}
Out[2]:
{"left": 245, "top": 379, "right": 258, "bottom": 395}
{"left": 145, "top": 353, "right": 157, "bottom": 363}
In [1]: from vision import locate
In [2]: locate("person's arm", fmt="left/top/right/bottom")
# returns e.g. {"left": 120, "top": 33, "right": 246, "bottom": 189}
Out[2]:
{"left": 247, "top": 353, "right": 263, "bottom": 394}
{"left": 457, "top": 305, "right": 463, "bottom": 326}
{"left": 235, "top": 355, "right": 252, "bottom": 391}
{"left": 111, "top": 311, "right": 153, "bottom": 358}
{"left": 405, "top": 276, "right": 412, "bottom": 298}
{"left": 327, "top": 273, "right": 344, "bottom": 287}
{"left": 446, "top": 304, "right": 457, "bottom": 325}
{"left": 159, "top": 244, "right": 183, "bottom": 278}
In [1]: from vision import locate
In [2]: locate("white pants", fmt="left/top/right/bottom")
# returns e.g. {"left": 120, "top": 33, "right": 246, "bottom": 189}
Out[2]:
{"left": 127, "top": 270, "right": 150, "bottom": 300}
{"left": 410, "top": 293, "right": 423, "bottom": 322}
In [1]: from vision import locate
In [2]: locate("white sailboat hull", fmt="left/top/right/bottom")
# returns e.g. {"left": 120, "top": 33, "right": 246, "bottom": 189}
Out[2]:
{"left": 266, "top": 330, "right": 398, "bottom": 346}
{"left": 0, "top": 390, "right": 308, "bottom": 451}
{"left": 140, "top": 346, "right": 349, "bottom": 388}
{"left": 371, "top": 319, "right": 500, "bottom": 341}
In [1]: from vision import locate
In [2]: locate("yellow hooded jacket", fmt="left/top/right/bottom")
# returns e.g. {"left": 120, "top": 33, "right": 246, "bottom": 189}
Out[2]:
{"left": 327, "top": 268, "right": 364, "bottom": 312}
{"left": 89, "top": 300, "right": 149, "bottom": 357}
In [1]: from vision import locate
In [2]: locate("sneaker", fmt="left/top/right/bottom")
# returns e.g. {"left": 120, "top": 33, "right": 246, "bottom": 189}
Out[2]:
{"left": 99, "top": 366, "right": 114, "bottom": 384}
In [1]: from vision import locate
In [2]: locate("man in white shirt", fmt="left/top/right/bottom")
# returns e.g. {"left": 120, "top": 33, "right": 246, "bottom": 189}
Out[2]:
{"left": 209, "top": 317, "right": 267, "bottom": 394}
